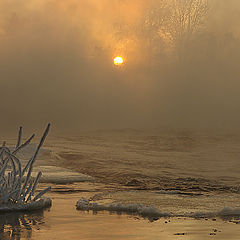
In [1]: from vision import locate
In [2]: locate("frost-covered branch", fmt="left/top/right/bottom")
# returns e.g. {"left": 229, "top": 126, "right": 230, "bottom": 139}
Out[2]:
{"left": 0, "top": 124, "right": 51, "bottom": 205}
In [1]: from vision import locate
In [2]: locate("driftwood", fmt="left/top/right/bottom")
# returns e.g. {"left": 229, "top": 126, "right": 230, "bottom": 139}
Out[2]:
{"left": 0, "top": 124, "right": 51, "bottom": 206}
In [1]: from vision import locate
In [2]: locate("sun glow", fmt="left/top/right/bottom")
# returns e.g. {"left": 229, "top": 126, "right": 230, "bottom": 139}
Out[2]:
{"left": 113, "top": 56, "right": 124, "bottom": 66}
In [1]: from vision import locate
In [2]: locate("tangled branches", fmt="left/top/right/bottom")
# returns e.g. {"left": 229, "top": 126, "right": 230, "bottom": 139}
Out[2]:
{"left": 0, "top": 124, "right": 51, "bottom": 205}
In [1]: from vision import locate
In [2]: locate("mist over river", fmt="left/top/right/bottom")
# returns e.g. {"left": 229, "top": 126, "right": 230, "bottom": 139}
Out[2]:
{"left": 33, "top": 128, "right": 240, "bottom": 216}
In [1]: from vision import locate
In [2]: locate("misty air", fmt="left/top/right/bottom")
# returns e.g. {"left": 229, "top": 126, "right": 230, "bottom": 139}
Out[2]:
{"left": 1, "top": 0, "right": 240, "bottom": 239}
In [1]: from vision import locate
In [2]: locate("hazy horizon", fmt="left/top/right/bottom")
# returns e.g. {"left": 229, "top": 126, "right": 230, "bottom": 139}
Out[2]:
{"left": 1, "top": 0, "right": 240, "bottom": 135}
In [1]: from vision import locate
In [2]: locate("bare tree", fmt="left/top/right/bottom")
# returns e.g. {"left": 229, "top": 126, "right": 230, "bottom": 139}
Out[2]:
{"left": 169, "top": 0, "right": 209, "bottom": 42}
{"left": 110, "top": 0, "right": 209, "bottom": 67}
{"left": 136, "top": 0, "right": 209, "bottom": 66}
{"left": 166, "top": 0, "right": 209, "bottom": 62}
{"left": 137, "top": 0, "right": 170, "bottom": 67}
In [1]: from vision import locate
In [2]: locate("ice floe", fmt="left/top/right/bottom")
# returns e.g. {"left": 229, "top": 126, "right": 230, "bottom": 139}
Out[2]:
{"left": 76, "top": 197, "right": 240, "bottom": 220}
{"left": 76, "top": 198, "right": 169, "bottom": 219}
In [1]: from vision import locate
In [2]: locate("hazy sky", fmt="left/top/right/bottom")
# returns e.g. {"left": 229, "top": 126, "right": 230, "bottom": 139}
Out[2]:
{"left": 0, "top": 0, "right": 240, "bottom": 135}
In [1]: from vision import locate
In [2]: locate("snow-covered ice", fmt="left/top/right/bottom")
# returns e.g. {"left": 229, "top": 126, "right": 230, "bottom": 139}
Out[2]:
{"left": 76, "top": 197, "right": 170, "bottom": 218}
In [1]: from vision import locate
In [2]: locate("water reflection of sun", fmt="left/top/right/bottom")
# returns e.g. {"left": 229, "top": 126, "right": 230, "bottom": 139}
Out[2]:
{"left": 113, "top": 56, "right": 124, "bottom": 66}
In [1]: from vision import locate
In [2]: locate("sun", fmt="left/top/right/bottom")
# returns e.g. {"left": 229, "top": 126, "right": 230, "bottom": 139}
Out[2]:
{"left": 113, "top": 56, "right": 124, "bottom": 66}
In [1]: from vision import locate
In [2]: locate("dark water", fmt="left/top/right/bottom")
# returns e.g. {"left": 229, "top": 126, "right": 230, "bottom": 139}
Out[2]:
{"left": 0, "top": 210, "right": 45, "bottom": 239}
{"left": 46, "top": 129, "right": 240, "bottom": 192}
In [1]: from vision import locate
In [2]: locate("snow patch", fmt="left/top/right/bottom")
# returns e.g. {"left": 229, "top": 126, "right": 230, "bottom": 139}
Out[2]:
{"left": 219, "top": 206, "right": 240, "bottom": 216}
{"left": 76, "top": 198, "right": 170, "bottom": 218}
{"left": 76, "top": 198, "right": 240, "bottom": 220}
{"left": 32, "top": 166, "right": 94, "bottom": 183}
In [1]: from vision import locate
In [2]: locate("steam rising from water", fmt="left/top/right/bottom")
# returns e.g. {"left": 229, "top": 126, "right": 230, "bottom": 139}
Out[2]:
{"left": 0, "top": 0, "right": 240, "bottom": 134}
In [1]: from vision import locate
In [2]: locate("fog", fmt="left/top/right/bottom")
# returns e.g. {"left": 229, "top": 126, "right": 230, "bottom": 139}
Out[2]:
{"left": 0, "top": 0, "right": 240, "bottom": 135}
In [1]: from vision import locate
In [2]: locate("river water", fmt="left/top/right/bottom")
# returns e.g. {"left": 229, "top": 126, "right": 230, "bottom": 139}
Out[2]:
{"left": 2, "top": 128, "right": 240, "bottom": 239}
